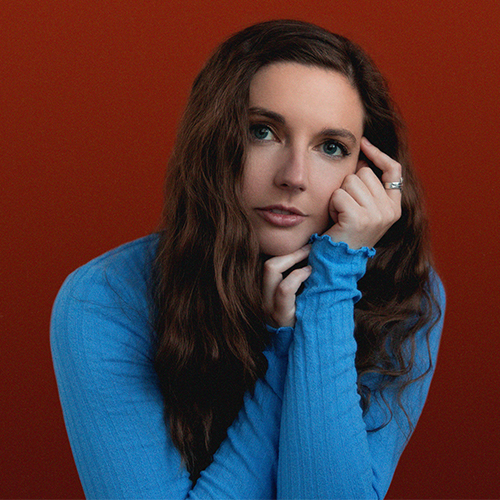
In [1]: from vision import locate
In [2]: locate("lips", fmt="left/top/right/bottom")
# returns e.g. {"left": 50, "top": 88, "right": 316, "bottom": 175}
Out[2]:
{"left": 256, "top": 205, "right": 306, "bottom": 227}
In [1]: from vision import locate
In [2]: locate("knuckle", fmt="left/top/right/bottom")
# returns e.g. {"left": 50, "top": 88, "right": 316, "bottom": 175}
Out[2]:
{"left": 331, "top": 189, "right": 344, "bottom": 201}
{"left": 343, "top": 174, "right": 358, "bottom": 187}
{"left": 372, "top": 148, "right": 384, "bottom": 162}
{"left": 276, "top": 280, "right": 292, "bottom": 297}
{"left": 357, "top": 166, "right": 373, "bottom": 179}
{"left": 394, "top": 206, "right": 402, "bottom": 220}
{"left": 389, "top": 160, "right": 402, "bottom": 177}
{"left": 372, "top": 212, "right": 383, "bottom": 226}
{"left": 263, "top": 259, "right": 278, "bottom": 274}
{"left": 386, "top": 203, "right": 401, "bottom": 221}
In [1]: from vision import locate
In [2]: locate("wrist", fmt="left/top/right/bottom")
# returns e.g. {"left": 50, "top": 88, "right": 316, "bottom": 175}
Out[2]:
{"left": 304, "top": 233, "right": 375, "bottom": 296}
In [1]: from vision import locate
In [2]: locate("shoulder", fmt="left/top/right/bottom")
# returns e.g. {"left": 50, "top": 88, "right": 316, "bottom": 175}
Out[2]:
{"left": 50, "top": 234, "right": 160, "bottom": 377}
{"left": 59, "top": 233, "right": 158, "bottom": 292}
{"left": 429, "top": 268, "right": 446, "bottom": 311}
{"left": 53, "top": 234, "right": 159, "bottom": 315}
{"left": 424, "top": 268, "right": 446, "bottom": 354}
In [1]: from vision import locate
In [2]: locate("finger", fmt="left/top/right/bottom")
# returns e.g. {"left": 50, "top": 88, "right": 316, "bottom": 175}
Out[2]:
{"left": 360, "top": 137, "right": 402, "bottom": 202}
{"left": 330, "top": 206, "right": 339, "bottom": 224}
{"left": 272, "top": 266, "right": 312, "bottom": 327}
{"left": 262, "top": 245, "right": 310, "bottom": 311}
{"left": 356, "top": 166, "right": 389, "bottom": 200}
{"left": 263, "top": 244, "right": 311, "bottom": 275}
{"left": 355, "top": 159, "right": 369, "bottom": 173}
{"left": 356, "top": 166, "right": 402, "bottom": 221}
{"left": 330, "top": 187, "right": 360, "bottom": 225}
{"left": 339, "top": 173, "right": 376, "bottom": 210}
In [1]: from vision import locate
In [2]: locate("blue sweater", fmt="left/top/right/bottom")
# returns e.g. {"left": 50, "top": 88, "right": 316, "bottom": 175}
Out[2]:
{"left": 51, "top": 233, "right": 445, "bottom": 499}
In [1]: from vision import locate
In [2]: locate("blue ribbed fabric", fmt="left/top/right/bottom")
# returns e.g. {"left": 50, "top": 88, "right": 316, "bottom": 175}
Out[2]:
{"left": 51, "top": 233, "right": 445, "bottom": 499}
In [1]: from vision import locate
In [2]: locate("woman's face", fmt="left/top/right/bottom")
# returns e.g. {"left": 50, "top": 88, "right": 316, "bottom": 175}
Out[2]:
{"left": 241, "top": 62, "right": 365, "bottom": 256}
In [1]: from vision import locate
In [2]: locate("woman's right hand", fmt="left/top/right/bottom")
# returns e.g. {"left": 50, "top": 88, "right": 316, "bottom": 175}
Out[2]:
{"left": 262, "top": 245, "right": 312, "bottom": 328}
{"left": 325, "top": 137, "right": 402, "bottom": 250}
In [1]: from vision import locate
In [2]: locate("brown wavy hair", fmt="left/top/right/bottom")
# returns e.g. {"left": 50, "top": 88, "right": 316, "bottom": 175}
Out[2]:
{"left": 153, "top": 19, "right": 441, "bottom": 481}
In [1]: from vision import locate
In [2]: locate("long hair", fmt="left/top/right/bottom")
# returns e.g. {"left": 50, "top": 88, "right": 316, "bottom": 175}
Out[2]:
{"left": 153, "top": 19, "right": 440, "bottom": 481}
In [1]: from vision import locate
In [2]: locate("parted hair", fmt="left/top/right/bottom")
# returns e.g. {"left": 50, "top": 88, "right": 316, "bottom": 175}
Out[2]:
{"left": 152, "top": 19, "right": 440, "bottom": 481}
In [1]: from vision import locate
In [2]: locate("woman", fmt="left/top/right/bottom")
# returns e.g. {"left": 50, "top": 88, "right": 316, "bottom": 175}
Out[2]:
{"left": 51, "top": 20, "right": 445, "bottom": 499}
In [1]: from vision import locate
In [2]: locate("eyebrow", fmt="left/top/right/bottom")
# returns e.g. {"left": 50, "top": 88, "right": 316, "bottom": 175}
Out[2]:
{"left": 248, "top": 106, "right": 358, "bottom": 145}
{"left": 249, "top": 107, "right": 285, "bottom": 125}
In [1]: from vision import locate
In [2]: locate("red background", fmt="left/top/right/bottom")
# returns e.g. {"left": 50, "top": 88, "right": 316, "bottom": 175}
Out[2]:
{"left": 2, "top": 1, "right": 499, "bottom": 498}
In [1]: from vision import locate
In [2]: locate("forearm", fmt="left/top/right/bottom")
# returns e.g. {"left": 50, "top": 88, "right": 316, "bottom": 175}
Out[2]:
{"left": 191, "top": 332, "right": 291, "bottom": 499}
{"left": 51, "top": 259, "right": 290, "bottom": 500}
{"left": 276, "top": 235, "right": 445, "bottom": 500}
{"left": 277, "top": 235, "right": 380, "bottom": 499}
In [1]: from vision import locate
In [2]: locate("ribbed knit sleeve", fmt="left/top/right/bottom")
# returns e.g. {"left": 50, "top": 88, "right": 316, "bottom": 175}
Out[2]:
{"left": 51, "top": 234, "right": 445, "bottom": 499}
{"left": 277, "top": 234, "right": 445, "bottom": 499}
{"left": 50, "top": 236, "right": 289, "bottom": 499}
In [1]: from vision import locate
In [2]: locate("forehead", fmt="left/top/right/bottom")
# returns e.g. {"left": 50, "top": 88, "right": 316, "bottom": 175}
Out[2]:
{"left": 249, "top": 62, "right": 364, "bottom": 133}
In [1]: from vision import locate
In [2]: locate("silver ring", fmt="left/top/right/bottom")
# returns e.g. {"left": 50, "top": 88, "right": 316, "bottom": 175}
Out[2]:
{"left": 384, "top": 177, "right": 403, "bottom": 190}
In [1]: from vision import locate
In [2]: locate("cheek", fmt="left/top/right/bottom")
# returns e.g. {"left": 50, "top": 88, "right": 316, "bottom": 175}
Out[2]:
{"left": 241, "top": 151, "right": 272, "bottom": 203}
{"left": 317, "top": 192, "right": 333, "bottom": 228}
{"left": 240, "top": 158, "right": 255, "bottom": 199}
{"left": 316, "top": 172, "right": 346, "bottom": 203}
{"left": 240, "top": 169, "right": 261, "bottom": 207}
{"left": 308, "top": 184, "right": 333, "bottom": 231}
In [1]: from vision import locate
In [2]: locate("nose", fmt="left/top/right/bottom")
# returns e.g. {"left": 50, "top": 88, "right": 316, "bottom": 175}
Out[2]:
{"left": 273, "top": 148, "right": 308, "bottom": 192}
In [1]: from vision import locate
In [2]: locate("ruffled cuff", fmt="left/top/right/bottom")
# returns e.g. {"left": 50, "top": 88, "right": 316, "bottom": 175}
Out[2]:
{"left": 303, "top": 233, "right": 375, "bottom": 298}
{"left": 308, "top": 233, "right": 376, "bottom": 258}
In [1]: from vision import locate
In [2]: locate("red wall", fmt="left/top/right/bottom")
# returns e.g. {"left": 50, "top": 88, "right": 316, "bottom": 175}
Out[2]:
{"left": 2, "top": 1, "right": 499, "bottom": 498}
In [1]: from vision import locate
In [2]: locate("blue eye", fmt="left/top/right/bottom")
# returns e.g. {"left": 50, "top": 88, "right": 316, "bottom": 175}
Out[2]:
{"left": 249, "top": 124, "right": 275, "bottom": 141}
{"left": 321, "top": 140, "right": 349, "bottom": 158}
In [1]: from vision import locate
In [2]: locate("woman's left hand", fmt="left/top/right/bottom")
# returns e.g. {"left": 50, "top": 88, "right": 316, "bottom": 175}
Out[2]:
{"left": 325, "top": 137, "right": 402, "bottom": 249}
{"left": 262, "top": 245, "right": 312, "bottom": 328}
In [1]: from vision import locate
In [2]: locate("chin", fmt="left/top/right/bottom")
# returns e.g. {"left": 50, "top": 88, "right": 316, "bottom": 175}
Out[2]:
{"left": 258, "top": 233, "right": 311, "bottom": 257}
